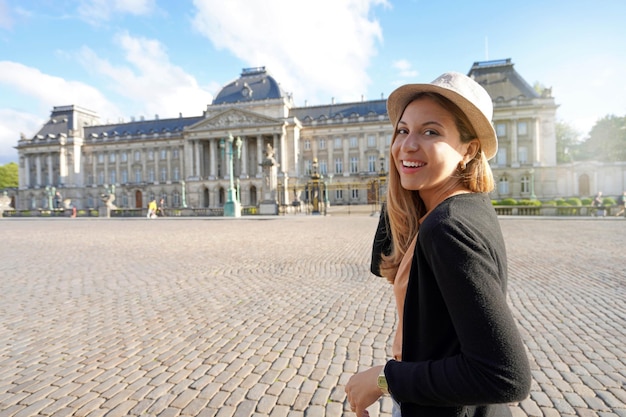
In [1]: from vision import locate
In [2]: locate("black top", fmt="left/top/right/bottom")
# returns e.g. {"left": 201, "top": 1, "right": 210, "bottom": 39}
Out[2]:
{"left": 375, "top": 193, "right": 531, "bottom": 416}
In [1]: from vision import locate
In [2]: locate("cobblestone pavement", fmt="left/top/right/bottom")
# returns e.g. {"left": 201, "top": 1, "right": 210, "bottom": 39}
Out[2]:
{"left": 0, "top": 214, "right": 624, "bottom": 417}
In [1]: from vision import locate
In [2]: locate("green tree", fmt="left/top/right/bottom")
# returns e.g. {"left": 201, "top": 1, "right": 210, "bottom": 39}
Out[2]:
{"left": 555, "top": 120, "right": 582, "bottom": 163}
{"left": 0, "top": 162, "right": 18, "bottom": 189}
{"left": 580, "top": 115, "right": 626, "bottom": 162}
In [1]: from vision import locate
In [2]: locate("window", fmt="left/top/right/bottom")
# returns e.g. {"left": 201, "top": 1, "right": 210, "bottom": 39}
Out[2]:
{"left": 319, "top": 138, "right": 326, "bottom": 149}
{"left": 160, "top": 167, "right": 168, "bottom": 182}
{"left": 304, "top": 159, "right": 312, "bottom": 175}
{"left": 386, "top": 134, "right": 392, "bottom": 146}
{"left": 109, "top": 171, "right": 116, "bottom": 184}
{"left": 335, "top": 189, "right": 343, "bottom": 200}
{"left": 496, "top": 123, "right": 506, "bottom": 137}
{"left": 134, "top": 168, "right": 142, "bottom": 183}
{"left": 172, "top": 148, "right": 179, "bottom": 159}
{"left": 98, "top": 171, "right": 104, "bottom": 185}
{"left": 350, "top": 157, "right": 359, "bottom": 173}
{"left": 349, "top": 137, "right": 358, "bottom": 148}
{"left": 335, "top": 158, "right": 343, "bottom": 174}
{"left": 518, "top": 121, "right": 527, "bottom": 136}
{"left": 368, "top": 155, "right": 376, "bottom": 172}
{"left": 367, "top": 135, "right": 376, "bottom": 148}
{"left": 98, "top": 153, "right": 104, "bottom": 164}
{"left": 134, "top": 151, "right": 141, "bottom": 161}
{"left": 109, "top": 152, "right": 116, "bottom": 163}
{"left": 351, "top": 188, "right": 359, "bottom": 199}
{"left": 160, "top": 149, "right": 167, "bottom": 160}
{"left": 496, "top": 148, "right": 507, "bottom": 165}
{"left": 319, "top": 160, "right": 327, "bottom": 175}
{"left": 304, "top": 140, "right": 311, "bottom": 151}
{"left": 121, "top": 169, "right": 128, "bottom": 184}
{"left": 518, "top": 147, "right": 528, "bottom": 164}
{"left": 121, "top": 152, "right": 127, "bottom": 162}
{"left": 121, "top": 194, "right": 128, "bottom": 207}
{"left": 148, "top": 168, "right": 155, "bottom": 182}
{"left": 173, "top": 191, "right": 180, "bottom": 207}
{"left": 334, "top": 138, "right": 342, "bottom": 149}
{"left": 148, "top": 150, "right": 154, "bottom": 160}
{"left": 173, "top": 166, "right": 180, "bottom": 181}
{"left": 520, "top": 175, "right": 530, "bottom": 193}
{"left": 498, "top": 177, "right": 509, "bottom": 195}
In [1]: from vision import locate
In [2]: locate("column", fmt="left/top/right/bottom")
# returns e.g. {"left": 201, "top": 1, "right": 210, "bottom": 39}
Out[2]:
{"left": 167, "top": 146, "right": 172, "bottom": 182}
{"left": 194, "top": 140, "right": 201, "bottom": 178}
{"left": 533, "top": 118, "right": 541, "bottom": 165}
{"left": 240, "top": 136, "right": 248, "bottom": 177}
{"left": 184, "top": 141, "right": 193, "bottom": 179}
{"left": 273, "top": 134, "right": 280, "bottom": 167}
{"left": 35, "top": 154, "right": 42, "bottom": 186}
{"left": 256, "top": 135, "right": 263, "bottom": 177}
{"left": 510, "top": 119, "right": 518, "bottom": 166}
{"left": 210, "top": 139, "right": 217, "bottom": 179}
{"left": 23, "top": 155, "right": 30, "bottom": 188}
{"left": 47, "top": 154, "right": 53, "bottom": 185}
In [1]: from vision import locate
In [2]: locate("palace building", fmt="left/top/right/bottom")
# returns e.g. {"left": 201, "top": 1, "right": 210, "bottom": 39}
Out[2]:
{"left": 13, "top": 59, "right": 624, "bottom": 212}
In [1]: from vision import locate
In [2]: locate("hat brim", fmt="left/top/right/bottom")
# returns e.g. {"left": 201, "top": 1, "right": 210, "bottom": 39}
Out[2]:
{"left": 387, "top": 84, "right": 498, "bottom": 160}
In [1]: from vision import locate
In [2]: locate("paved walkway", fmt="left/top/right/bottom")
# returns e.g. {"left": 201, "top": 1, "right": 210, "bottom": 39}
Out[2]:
{"left": 0, "top": 214, "right": 624, "bottom": 417}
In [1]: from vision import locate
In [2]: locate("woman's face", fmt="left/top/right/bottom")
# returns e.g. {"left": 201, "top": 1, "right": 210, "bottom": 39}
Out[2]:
{"left": 391, "top": 97, "right": 472, "bottom": 203}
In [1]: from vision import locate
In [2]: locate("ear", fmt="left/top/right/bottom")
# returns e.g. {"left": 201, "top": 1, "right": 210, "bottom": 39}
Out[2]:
{"left": 463, "top": 139, "right": 480, "bottom": 163}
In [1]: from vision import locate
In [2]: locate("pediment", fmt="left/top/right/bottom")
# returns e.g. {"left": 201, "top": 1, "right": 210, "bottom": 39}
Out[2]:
{"left": 187, "top": 108, "right": 281, "bottom": 132}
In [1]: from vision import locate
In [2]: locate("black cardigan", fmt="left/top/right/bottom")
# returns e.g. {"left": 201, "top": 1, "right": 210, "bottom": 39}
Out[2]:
{"left": 372, "top": 194, "right": 531, "bottom": 416}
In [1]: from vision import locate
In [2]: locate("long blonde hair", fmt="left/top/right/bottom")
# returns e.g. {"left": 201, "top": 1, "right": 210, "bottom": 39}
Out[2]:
{"left": 379, "top": 93, "right": 495, "bottom": 282}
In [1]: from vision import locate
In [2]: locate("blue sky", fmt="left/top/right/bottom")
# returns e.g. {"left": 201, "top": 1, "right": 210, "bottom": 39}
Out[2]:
{"left": 1, "top": 0, "right": 625, "bottom": 164}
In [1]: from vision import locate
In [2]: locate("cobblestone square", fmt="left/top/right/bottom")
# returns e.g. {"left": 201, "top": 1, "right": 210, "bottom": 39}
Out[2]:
{"left": 0, "top": 214, "right": 624, "bottom": 417}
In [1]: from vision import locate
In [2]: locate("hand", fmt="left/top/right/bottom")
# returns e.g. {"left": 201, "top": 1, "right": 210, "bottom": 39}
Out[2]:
{"left": 345, "top": 365, "right": 384, "bottom": 416}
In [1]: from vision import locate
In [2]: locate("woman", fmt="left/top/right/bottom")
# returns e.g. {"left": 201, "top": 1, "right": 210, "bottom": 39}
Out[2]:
{"left": 345, "top": 72, "right": 531, "bottom": 417}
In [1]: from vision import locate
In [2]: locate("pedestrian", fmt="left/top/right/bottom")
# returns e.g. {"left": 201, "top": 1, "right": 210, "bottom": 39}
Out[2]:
{"left": 345, "top": 72, "right": 531, "bottom": 417}
{"left": 592, "top": 191, "right": 604, "bottom": 217}
{"left": 615, "top": 191, "right": 625, "bottom": 217}
{"left": 157, "top": 198, "right": 166, "bottom": 217}
{"left": 147, "top": 199, "right": 157, "bottom": 219}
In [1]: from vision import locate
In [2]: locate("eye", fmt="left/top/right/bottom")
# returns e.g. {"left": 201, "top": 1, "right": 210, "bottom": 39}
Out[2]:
{"left": 424, "top": 129, "right": 439, "bottom": 136}
{"left": 396, "top": 127, "right": 409, "bottom": 135}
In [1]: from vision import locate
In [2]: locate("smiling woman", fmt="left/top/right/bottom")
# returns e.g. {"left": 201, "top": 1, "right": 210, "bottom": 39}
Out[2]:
{"left": 345, "top": 72, "right": 531, "bottom": 417}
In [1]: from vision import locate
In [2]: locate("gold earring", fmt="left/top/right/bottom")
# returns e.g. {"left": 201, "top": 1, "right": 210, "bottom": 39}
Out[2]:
{"left": 459, "top": 160, "right": 467, "bottom": 170}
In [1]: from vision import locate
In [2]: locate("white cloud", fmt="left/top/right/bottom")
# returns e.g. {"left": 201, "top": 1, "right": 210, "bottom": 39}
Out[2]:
{"left": 191, "top": 0, "right": 389, "bottom": 105}
{"left": 0, "top": 109, "right": 40, "bottom": 163}
{"left": 0, "top": 61, "right": 123, "bottom": 163}
{"left": 77, "top": 0, "right": 156, "bottom": 22}
{"left": 76, "top": 32, "right": 214, "bottom": 119}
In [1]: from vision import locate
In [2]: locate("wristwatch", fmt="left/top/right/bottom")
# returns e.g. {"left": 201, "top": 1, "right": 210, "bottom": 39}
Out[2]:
{"left": 377, "top": 366, "right": 389, "bottom": 395}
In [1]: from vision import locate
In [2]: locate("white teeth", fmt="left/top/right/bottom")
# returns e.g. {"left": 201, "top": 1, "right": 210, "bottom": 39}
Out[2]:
{"left": 403, "top": 161, "right": 424, "bottom": 168}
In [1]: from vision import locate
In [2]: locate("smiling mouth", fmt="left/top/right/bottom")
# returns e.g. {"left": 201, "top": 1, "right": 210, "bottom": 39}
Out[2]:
{"left": 402, "top": 161, "right": 425, "bottom": 168}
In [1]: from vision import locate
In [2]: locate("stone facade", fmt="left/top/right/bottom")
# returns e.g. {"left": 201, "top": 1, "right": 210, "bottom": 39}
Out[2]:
{"left": 13, "top": 62, "right": 626, "bottom": 211}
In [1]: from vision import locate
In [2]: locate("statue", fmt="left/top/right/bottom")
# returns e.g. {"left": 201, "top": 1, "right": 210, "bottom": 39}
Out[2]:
{"left": 99, "top": 185, "right": 117, "bottom": 218}
{"left": 258, "top": 143, "right": 280, "bottom": 215}
{"left": 0, "top": 191, "right": 12, "bottom": 218}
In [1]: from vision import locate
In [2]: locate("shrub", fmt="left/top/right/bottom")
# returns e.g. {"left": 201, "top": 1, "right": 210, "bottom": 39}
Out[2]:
{"left": 565, "top": 198, "right": 582, "bottom": 206}
{"left": 499, "top": 198, "right": 518, "bottom": 206}
{"left": 518, "top": 199, "right": 541, "bottom": 206}
{"left": 581, "top": 197, "right": 592, "bottom": 205}
{"left": 555, "top": 198, "right": 569, "bottom": 206}
{"left": 603, "top": 197, "right": 616, "bottom": 206}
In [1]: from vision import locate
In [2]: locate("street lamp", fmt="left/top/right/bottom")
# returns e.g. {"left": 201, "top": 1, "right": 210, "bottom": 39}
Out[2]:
{"left": 219, "top": 133, "right": 243, "bottom": 217}
{"left": 311, "top": 158, "right": 321, "bottom": 215}
{"left": 528, "top": 169, "right": 536, "bottom": 200}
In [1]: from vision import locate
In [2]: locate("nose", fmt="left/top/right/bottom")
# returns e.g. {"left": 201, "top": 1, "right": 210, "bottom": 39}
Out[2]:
{"left": 400, "top": 132, "right": 419, "bottom": 152}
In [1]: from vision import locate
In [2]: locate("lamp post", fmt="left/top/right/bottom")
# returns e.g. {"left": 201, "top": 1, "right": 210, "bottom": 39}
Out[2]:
{"left": 181, "top": 180, "right": 187, "bottom": 208}
{"left": 220, "top": 133, "right": 242, "bottom": 217}
{"left": 528, "top": 168, "right": 536, "bottom": 200}
{"left": 311, "top": 158, "right": 321, "bottom": 215}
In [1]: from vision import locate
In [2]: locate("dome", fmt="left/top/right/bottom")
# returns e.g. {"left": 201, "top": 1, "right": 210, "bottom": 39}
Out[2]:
{"left": 213, "top": 67, "right": 286, "bottom": 104}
